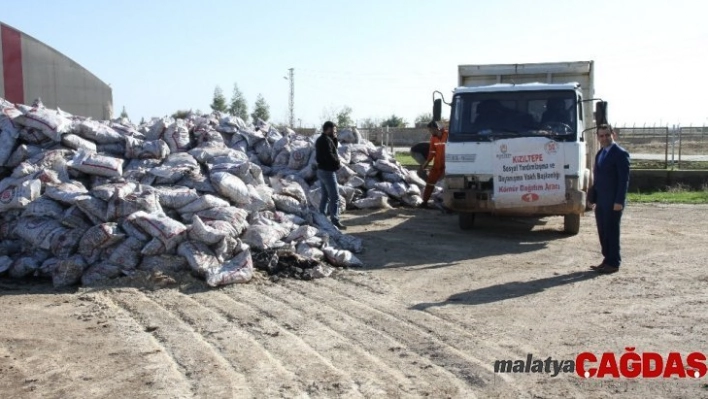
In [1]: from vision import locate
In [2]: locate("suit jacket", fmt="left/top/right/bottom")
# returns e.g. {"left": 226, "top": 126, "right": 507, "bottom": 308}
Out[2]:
{"left": 588, "top": 143, "right": 631, "bottom": 208}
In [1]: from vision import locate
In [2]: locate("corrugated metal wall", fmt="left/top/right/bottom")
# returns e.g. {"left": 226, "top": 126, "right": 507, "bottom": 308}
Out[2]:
{"left": 0, "top": 22, "right": 113, "bottom": 120}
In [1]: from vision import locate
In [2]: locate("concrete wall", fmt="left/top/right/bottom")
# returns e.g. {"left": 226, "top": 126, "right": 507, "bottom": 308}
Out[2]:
{"left": 1, "top": 22, "right": 112, "bottom": 120}
{"left": 629, "top": 170, "right": 708, "bottom": 192}
{"left": 294, "top": 128, "right": 317, "bottom": 137}
{"left": 360, "top": 128, "right": 430, "bottom": 146}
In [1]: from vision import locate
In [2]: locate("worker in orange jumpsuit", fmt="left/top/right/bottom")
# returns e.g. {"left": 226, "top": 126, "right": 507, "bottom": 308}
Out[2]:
{"left": 418, "top": 121, "right": 449, "bottom": 208}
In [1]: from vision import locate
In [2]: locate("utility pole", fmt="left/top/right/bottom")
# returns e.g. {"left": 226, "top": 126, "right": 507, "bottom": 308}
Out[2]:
{"left": 288, "top": 68, "right": 294, "bottom": 128}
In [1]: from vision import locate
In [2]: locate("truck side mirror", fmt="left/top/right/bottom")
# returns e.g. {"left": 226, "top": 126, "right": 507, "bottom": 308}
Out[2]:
{"left": 433, "top": 99, "right": 442, "bottom": 122}
{"left": 594, "top": 101, "right": 608, "bottom": 126}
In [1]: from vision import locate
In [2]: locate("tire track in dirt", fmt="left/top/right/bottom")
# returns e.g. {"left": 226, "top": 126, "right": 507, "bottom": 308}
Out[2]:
{"left": 251, "top": 283, "right": 484, "bottom": 398}
{"left": 87, "top": 292, "right": 195, "bottom": 399}
{"left": 313, "top": 276, "right": 587, "bottom": 398}
{"left": 354, "top": 270, "right": 566, "bottom": 358}
{"left": 275, "top": 280, "right": 521, "bottom": 398}
{"left": 233, "top": 284, "right": 475, "bottom": 398}
{"left": 294, "top": 278, "right": 564, "bottom": 397}
{"left": 144, "top": 289, "right": 304, "bottom": 398}
{"left": 331, "top": 273, "right": 545, "bottom": 358}
{"left": 332, "top": 271, "right": 536, "bottom": 354}
{"left": 192, "top": 291, "right": 365, "bottom": 399}
{"left": 394, "top": 297, "right": 588, "bottom": 399}
{"left": 107, "top": 289, "right": 251, "bottom": 398}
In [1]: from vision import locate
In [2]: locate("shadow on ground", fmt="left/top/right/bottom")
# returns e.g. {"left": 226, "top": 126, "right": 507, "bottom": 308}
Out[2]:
{"left": 410, "top": 270, "right": 600, "bottom": 309}
{"left": 343, "top": 207, "right": 577, "bottom": 270}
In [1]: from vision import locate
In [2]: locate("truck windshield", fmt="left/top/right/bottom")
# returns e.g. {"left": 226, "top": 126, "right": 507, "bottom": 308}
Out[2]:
{"left": 449, "top": 90, "right": 578, "bottom": 142}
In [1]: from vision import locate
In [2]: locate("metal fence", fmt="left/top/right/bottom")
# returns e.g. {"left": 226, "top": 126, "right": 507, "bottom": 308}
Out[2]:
{"left": 616, "top": 125, "right": 708, "bottom": 169}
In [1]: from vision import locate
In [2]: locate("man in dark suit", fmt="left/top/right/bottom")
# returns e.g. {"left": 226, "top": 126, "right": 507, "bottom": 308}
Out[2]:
{"left": 588, "top": 124, "right": 630, "bottom": 274}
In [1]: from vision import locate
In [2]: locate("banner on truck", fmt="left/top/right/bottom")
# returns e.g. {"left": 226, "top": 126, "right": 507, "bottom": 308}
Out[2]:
{"left": 492, "top": 137, "right": 565, "bottom": 208}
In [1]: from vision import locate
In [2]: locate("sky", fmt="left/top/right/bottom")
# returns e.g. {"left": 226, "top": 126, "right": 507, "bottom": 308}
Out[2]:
{"left": 3, "top": 0, "right": 707, "bottom": 128}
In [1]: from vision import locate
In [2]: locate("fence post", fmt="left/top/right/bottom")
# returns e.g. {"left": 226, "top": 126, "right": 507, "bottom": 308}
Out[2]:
{"left": 390, "top": 128, "right": 394, "bottom": 155}
{"left": 678, "top": 125, "right": 683, "bottom": 170}
{"left": 669, "top": 124, "right": 675, "bottom": 168}
{"left": 664, "top": 125, "right": 669, "bottom": 170}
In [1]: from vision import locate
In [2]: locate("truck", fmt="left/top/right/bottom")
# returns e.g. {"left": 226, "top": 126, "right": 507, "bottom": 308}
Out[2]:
{"left": 421, "top": 60, "right": 608, "bottom": 234}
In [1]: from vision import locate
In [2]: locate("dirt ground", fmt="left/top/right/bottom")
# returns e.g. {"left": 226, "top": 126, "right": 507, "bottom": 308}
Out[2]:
{"left": 1, "top": 204, "right": 708, "bottom": 399}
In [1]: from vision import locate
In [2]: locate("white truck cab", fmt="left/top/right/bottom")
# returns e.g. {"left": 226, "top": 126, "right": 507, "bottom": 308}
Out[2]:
{"left": 429, "top": 61, "right": 607, "bottom": 234}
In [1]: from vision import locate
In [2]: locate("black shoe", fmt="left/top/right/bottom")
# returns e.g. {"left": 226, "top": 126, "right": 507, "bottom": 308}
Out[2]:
{"left": 596, "top": 265, "right": 619, "bottom": 274}
{"left": 418, "top": 202, "right": 430, "bottom": 209}
{"left": 590, "top": 263, "right": 606, "bottom": 271}
{"left": 333, "top": 221, "right": 347, "bottom": 230}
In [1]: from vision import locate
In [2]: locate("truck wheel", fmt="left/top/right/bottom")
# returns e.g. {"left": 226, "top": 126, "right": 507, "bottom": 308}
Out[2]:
{"left": 459, "top": 213, "right": 476, "bottom": 230}
{"left": 563, "top": 214, "right": 580, "bottom": 235}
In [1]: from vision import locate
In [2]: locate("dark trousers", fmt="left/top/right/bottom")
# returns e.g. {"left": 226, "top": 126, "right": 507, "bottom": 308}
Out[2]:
{"left": 595, "top": 206, "right": 623, "bottom": 267}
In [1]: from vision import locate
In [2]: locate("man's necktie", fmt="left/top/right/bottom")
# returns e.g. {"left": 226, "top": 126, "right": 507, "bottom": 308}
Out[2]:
{"left": 598, "top": 148, "right": 608, "bottom": 166}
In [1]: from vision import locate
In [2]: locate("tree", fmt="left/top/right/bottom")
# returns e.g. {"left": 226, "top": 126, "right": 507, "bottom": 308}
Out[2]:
{"left": 251, "top": 94, "right": 270, "bottom": 124}
{"left": 336, "top": 106, "right": 353, "bottom": 128}
{"left": 120, "top": 106, "right": 129, "bottom": 120}
{"left": 381, "top": 114, "right": 407, "bottom": 128}
{"left": 228, "top": 83, "right": 248, "bottom": 121}
{"left": 358, "top": 118, "right": 380, "bottom": 129}
{"left": 320, "top": 105, "right": 353, "bottom": 127}
{"left": 415, "top": 112, "right": 433, "bottom": 127}
{"left": 210, "top": 86, "right": 228, "bottom": 113}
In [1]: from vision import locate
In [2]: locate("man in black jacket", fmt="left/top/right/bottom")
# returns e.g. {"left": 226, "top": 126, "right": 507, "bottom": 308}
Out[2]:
{"left": 315, "top": 121, "right": 346, "bottom": 230}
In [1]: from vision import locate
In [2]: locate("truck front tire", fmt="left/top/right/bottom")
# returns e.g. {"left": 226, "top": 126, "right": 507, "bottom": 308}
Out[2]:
{"left": 459, "top": 213, "right": 476, "bottom": 230}
{"left": 563, "top": 214, "right": 581, "bottom": 235}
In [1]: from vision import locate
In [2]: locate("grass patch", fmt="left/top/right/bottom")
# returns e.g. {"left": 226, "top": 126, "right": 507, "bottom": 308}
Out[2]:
{"left": 632, "top": 159, "right": 708, "bottom": 170}
{"left": 628, "top": 191, "right": 708, "bottom": 203}
{"left": 395, "top": 152, "right": 419, "bottom": 167}
{"left": 628, "top": 184, "right": 708, "bottom": 204}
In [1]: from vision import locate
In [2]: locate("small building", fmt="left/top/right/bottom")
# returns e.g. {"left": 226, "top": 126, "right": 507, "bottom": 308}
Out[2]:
{"left": 1, "top": 22, "right": 112, "bottom": 119}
